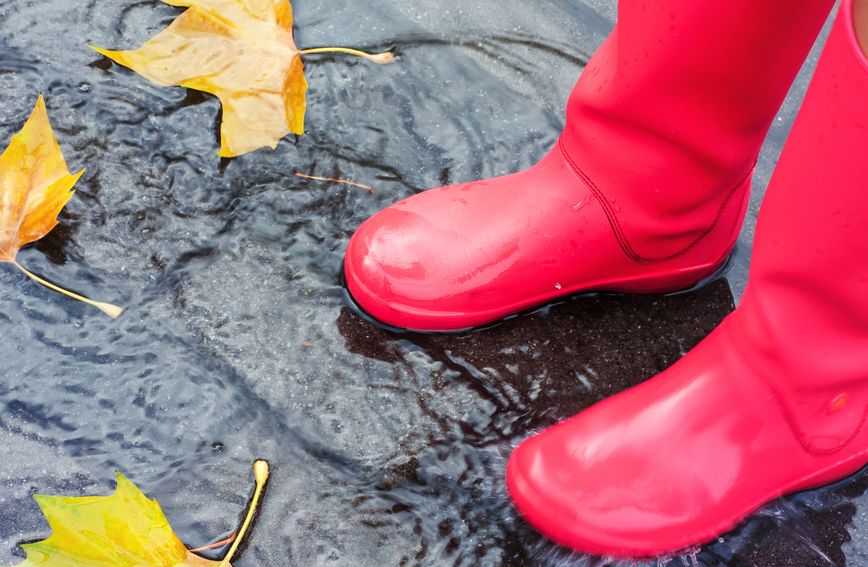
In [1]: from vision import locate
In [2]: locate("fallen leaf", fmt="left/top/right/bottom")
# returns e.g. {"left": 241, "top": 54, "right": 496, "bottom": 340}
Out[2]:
{"left": 93, "top": 0, "right": 394, "bottom": 157}
{"left": 17, "top": 461, "right": 270, "bottom": 567}
{"left": 0, "top": 96, "right": 123, "bottom": 318}
{"left": 19, "top": 473, "right": 218, "bottom": 567}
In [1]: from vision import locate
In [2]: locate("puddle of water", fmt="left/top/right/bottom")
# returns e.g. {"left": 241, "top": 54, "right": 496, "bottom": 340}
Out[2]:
{"left": 0, "top": 1, "right": 860, "bottom": 566}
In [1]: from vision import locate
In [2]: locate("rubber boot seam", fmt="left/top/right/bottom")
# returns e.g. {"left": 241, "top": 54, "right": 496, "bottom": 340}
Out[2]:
{"left": 557, "top": 138, "right": 751, "bottom": 264}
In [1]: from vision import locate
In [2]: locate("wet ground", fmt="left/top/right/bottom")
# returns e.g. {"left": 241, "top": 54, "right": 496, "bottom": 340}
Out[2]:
{"left": 0, "top": 1, "right": 861, "bottom": 566}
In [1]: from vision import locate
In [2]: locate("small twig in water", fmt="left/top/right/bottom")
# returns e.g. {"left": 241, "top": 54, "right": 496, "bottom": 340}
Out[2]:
{"left": 295, "top": 172, "right": 374, "bottom": 193}
{"left": 190, "top": 533, "right": 238, "bottom": 553}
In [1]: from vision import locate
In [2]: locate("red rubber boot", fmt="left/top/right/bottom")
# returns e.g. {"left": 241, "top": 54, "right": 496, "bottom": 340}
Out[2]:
{"left": 344, "top": 1, "right": 834, "bottom": 332}
{"left": 506, "top": 0, "right": 868, "bottom": 556}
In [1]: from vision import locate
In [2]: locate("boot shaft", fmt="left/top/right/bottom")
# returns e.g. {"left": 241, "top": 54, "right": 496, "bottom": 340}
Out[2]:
{"left": 560, "top": 0, "right": 835, "bottom": 260}
{"left": 734, "top": 0, "right": 868, "bottom": 454}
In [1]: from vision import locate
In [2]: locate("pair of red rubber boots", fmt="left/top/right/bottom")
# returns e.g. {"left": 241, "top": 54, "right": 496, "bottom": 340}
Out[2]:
{"left": 345, "top": 0, "right": 868, "bottom": 557}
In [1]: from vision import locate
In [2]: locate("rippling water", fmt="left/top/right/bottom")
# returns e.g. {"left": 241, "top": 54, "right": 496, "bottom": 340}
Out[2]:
{"left": 0, "top": 1, "right": 863, "bottom": 566}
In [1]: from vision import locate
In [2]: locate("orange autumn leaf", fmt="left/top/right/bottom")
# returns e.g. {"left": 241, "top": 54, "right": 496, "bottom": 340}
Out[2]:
{"left": 0, "top": 97, "right": 81, "bottom": 263}
{"left": 92, "top": 0, "right": 394, "bottom": 158}
{"left": 0, "top": 96, "right": 123, "bottom": 318}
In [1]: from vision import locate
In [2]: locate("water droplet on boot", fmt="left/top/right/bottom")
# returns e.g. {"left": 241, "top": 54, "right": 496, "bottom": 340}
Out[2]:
{"left": 571, "top": 201, "right": 585, "bottom": 212}
{"left": 554, "top": 283, "right": 562, "bottom": 290}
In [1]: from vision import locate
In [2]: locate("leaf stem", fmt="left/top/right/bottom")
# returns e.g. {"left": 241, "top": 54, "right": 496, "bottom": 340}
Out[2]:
{"left": 298, "top": 47, "right": 395, "bottom": 64}
{"left": 12, "top": 261, "right": 123, "bottom": 319}
{"left": 220, "top": 461, "right": 270, "bottom": 567}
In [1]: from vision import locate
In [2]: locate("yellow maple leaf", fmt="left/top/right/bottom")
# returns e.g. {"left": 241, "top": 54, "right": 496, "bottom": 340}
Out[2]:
{"left": 18, "top": 461, "right": 270, "bottom": 567}
{"left": 92, "top": 0, "right": 394, "bottom": 158}
{"left": 0, "top": 96, "right": 123, "bottom": 318}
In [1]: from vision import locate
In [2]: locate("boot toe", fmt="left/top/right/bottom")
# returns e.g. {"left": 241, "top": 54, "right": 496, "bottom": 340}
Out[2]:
{"left": 506, "top": 409, "right": 707, "bottom": 557}
{"left": 343, "top": 168, "right": 551, "bottom": 330}
{"left": 344, "top": 194, "right": 475, "bottom": 330}
{"left": 505, "top": 333, "right": 796, "bottom": 557}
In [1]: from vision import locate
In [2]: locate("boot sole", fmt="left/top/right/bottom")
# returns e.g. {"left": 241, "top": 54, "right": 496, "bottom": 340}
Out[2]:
{"left": 340, "top": 252, "right": 734, "bottom": 335}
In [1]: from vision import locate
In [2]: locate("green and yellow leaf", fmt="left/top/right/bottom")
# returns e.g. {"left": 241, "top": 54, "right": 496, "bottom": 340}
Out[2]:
{"left": 20, "top": 473, "right": 219, "bottom": 567}
{"left": 17, "top": 461, "right": 270, "bottom": 567}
